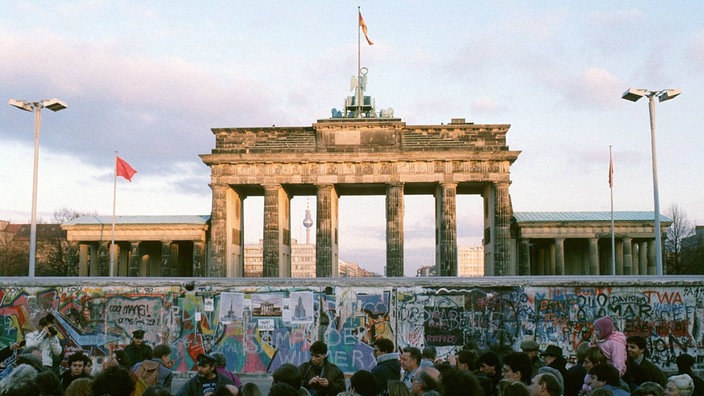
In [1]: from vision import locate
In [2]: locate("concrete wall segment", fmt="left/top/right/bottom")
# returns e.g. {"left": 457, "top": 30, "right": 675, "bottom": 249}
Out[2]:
{"left": 1, "top": 276, "right": 702, "bottom": 376}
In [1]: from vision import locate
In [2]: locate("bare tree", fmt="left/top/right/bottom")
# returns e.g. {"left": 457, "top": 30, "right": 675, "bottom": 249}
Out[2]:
{"left": 665, "top": 204, "right": 694, "bottom": 274}
{"left": 36, "top": 208, "right": 96, "bottom": 276}
{"left": 0, "top": 230, "right": 26, "bottom": 276}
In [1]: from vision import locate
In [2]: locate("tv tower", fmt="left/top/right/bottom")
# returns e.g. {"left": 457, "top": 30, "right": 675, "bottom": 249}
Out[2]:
{"left": 303, "top": 199, "right": 314, "bottom": 244}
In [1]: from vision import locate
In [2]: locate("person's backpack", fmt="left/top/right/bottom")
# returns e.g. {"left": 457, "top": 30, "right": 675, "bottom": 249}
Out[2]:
{"left": 134, "top": 360, "right": 160, "bottom": 386}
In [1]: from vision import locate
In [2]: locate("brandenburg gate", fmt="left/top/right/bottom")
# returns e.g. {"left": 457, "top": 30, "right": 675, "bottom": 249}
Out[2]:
{"left": 201, "top": 115, "right": 520, "bottom": 277}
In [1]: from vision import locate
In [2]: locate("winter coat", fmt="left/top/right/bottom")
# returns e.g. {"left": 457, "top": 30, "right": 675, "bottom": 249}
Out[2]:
{"left": 299, "top": 359, "right": 346, "bottom": 396}
{"left": 593, "top": 316, "right": 627, "bottom": 376}
{"left": 371, "top": 352, "right": 401, "bottom": 395}
{"left": 175, "top": 373, "right": 234, "bottom": 396}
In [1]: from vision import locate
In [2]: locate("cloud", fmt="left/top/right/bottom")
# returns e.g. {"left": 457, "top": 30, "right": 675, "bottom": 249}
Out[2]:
{"left": 471, "top": 96, "right": 504, "bottom": 113}
{"left": 548, "top": 66, "right": 625, "bottom": 110}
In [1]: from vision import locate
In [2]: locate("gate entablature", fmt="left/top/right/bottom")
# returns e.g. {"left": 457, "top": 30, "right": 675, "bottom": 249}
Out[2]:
{"left": 201, "top": 117, "right": 520, "bottom": 277}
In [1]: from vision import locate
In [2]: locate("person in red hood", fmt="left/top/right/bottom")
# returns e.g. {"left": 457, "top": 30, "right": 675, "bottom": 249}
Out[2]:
{"left": 591, "top": 316, "right": 627, "bottom": 377}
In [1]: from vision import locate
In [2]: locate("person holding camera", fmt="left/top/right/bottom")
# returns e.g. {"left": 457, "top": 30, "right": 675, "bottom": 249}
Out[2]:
{"left": 25, "top": 313, "right": 62, "bottom": 370}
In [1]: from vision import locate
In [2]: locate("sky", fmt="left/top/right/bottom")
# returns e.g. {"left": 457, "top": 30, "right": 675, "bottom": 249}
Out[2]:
{"left": 2, "top": 1, "right": 703, "bottom": 277}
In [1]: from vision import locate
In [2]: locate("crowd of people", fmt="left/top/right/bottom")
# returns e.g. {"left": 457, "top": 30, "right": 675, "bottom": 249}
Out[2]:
{"left": 0, "top": 314, "right": 702, "bottom": 396}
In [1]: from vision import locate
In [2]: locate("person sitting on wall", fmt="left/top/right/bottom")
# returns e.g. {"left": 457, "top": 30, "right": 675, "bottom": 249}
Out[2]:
{"left": 299, "top": 341, "right": 345, "bottom": 396}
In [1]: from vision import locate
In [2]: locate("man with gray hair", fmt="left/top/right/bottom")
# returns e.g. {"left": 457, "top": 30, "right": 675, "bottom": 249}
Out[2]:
{"left": 0, "top": 364, "right": 39, "bottom": 396}
{"left": 530, "top": 372, "right": 563, "bottom": 396}
{"left": 411, "top": 367, "right": 441, "bottom": 396}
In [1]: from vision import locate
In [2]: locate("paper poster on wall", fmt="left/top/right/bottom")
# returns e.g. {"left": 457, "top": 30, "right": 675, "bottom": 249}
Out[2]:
{"left": 219, "top": 292, "right": 244, "bottom": 324}
{"left": 258, "top": 318, "right": 275, "bottom": 331}
{"left": 282, "top": 298, "right": 291, "bottom": 322}
{"left": 251, "top": 294, "right": 283, "bottom": 317}
{"left": 289, "top": 291, "right": 314, "bottom": 324}
{"left": 204, "top": 298, "right": 214, "bottom": 312}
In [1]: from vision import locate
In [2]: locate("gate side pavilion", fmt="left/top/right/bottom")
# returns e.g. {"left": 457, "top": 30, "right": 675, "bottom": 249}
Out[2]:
{"left": 60, "top": 211, "right": 669, "bottom": 277}
{"left": 513, "top": 211, "right": 671, "bottom": 276}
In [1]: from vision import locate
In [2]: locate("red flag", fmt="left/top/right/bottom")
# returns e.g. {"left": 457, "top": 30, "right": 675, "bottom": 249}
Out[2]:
{"left": 116, "top": 156, "right": 137, "bottom": 182}
{"left": 359, "top": 11, "right": 374, "bottom": 45}
{"left": 608, "top": 155, "right": 614, "bottom": 188}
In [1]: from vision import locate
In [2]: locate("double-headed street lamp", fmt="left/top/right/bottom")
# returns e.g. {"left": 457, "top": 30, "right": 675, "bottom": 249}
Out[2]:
{"left": 621, "top": 88, "right": 681, "bottom": 276}
{"left": 8, "top": 98, "right": 68, "bottom": 277}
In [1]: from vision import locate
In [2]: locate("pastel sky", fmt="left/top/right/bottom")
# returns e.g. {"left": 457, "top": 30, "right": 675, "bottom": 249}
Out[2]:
{"left": 2, "top": 2, "right": 703, "bottom": 276}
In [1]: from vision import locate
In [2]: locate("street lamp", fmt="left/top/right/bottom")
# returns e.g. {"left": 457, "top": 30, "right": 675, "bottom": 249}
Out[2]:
{"left": 621, "top": 88, "right": 681, "bottom": 276}
{"left": 8, "top": 98, "right": 68, "bottom": 276}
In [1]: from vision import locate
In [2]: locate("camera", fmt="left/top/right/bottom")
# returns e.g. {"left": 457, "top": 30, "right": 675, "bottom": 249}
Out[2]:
{"left": 47, "top": 326, "right": 58, "bottom": 336}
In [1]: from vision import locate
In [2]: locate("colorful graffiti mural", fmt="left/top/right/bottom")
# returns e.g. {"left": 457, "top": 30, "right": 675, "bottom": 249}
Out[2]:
{"left": 0, "top": 279, "right": 702, "bottom": 374}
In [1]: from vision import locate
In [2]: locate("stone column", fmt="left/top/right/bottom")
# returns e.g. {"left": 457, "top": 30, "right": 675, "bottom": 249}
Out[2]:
{"left": 386, "top": 183, "right": 404, "bottom": 277}
{"left": 537, "top": 247, "right": 546, "bottom": 275}
{"left": 435, "top": 183, "right": 457, "bottom": 276}
{"left": 210, "top": 184, "right": 244, "bottom": 277}
{"left": 615, "top": 239, "right": 624, "bottom": 275}
{"left": 632, "top": 242, "right": 640, "bottom": 275}
{"left": 554, "top": 238, "right": 565, "bottom": 275}
{"left": 647, "top": 240, "right": 657, "bottom": 275}
{"left": 263, "top": 184, "right": 291, "bottom": 277}
{"left": 89, "top": 243, "right": 99, "bottom": 276}
{"left": 128, "top": 242, "right": 140, "bottom": 277}
{"left": 209, "top": 184, "right": 227, "bottom": 277}
{"left": 161, "top": 241, "right": 172, "bottom": 277}
{"left": 588, "top": 238, "right": 599, "bottom": 275}
{"left": 639, "top": 241, "right": 648, "bottom": 275}
{"left": 622, "top": 237, "right": 633, "bottom": 275}
{"left": 494, "top": 182, "right": 513, "bottom": 276}
{"left": 79, "top": 243, "right": 89, "bottom": 276}
{"left": 316, "top": 184, "right": 339, "bottom": 277}
{"left": 520, "top": 240, "right": 531, "bottom": 275}
{"left": 193, "top": 241, "right": 205, "bottom": 277}
{"left": 98, "top": 242, "right": 109, "bottom": 276}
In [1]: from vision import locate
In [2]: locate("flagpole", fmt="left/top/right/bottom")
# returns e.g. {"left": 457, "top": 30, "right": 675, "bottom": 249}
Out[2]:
{"left": 357, "top": 6, "right": 362, "bottom": 118}
{"left": 111, "top": 151, "right": 118, "bottom": 277}
{"left": 610, "top": 145, "right": 616, "bottom": 275}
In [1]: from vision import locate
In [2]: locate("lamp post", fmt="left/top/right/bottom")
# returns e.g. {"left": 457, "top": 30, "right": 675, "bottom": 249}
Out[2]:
{"left": 8, "top": 98, "right": 68, "bottom": 277}
{"left": 621, "top": 88, "right": 681, "bottom": 276}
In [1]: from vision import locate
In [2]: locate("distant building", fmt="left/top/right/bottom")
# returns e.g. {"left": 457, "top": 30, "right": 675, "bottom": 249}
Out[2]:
{"left": 459, "top": 245, "right": 483, "bottom": 277}
{"left": 415, "top": 246, "right": 483, "bottom": 277}
{"left": 245, "top": 240, "right": 379, "bottom": 277}
{"left": 339, "top": 260, "right": 381, "bottom": 277}
{"left": 416, "top": 265, "right": 435, "bottom": 277}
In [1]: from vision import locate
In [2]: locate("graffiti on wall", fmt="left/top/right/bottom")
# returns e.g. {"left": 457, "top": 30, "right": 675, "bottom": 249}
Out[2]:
{"left": 0, "top": 282, "right": 702, "bottom": 374}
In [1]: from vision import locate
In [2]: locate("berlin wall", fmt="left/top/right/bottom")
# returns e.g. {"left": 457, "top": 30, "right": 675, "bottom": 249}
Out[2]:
{"left": 1, "top": 277, "right": 702, "bottom": 375}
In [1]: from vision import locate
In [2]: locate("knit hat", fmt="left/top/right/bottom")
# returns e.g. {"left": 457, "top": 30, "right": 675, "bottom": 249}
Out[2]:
{"left": 594, "top": 316, "right": 614, "bottom": 338}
